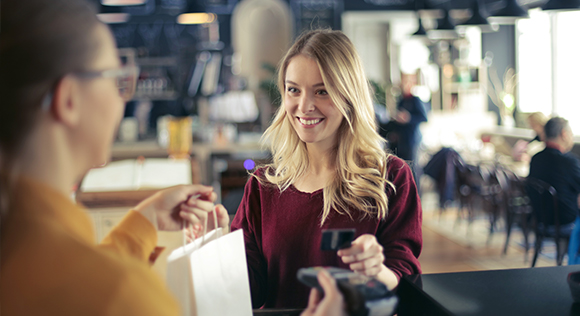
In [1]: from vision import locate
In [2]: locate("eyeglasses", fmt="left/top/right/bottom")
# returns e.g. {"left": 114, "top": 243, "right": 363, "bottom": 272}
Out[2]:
{"left": 41, "top": 64, "right": 140, "bottom": 111}
{"left": 74, "top": 64, "right": 140, "bottom": 102}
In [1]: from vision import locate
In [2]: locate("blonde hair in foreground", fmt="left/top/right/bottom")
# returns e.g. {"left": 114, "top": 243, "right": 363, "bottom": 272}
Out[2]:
{"left": 258, "top": 29, "right": 395, "bottom": 225}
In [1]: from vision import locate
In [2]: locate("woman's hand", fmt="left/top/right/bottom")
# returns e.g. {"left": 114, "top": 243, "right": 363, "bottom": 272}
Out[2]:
{"left": 338, "top": 234, "right": 385, "bottom": 277}
{"left": 184, "top": 204, "right": 230, "bottom": 241}
{"left": 338, "top": 234, "right": 399, "bottom": 289}
{"left": 394, "top": 109, "right": 411, "bottom": 124}
{"left": 301, "top": 270, "right": 347, "bottom": 316}
{"left": 134, "top": 184, "right": 218, "bottom": 231}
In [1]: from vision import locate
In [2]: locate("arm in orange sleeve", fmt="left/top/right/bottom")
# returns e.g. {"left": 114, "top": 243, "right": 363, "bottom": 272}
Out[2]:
{"left": 98, "top": 210, "right": 158, "bottom": 263}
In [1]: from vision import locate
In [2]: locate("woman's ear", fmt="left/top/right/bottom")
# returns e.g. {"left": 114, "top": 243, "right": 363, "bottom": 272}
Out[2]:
{"left": 49, "top": 75, "right": 82, "bottom": 127}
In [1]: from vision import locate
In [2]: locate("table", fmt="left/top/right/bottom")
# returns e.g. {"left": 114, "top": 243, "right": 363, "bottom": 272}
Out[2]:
{"left": 397, "top": 265, "right": 580, "bottom": 316}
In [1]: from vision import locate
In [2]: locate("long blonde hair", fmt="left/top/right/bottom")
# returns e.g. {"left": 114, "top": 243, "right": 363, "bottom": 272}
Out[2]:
{"left": 258, "top": 29, "right": 394, "bottom": 225}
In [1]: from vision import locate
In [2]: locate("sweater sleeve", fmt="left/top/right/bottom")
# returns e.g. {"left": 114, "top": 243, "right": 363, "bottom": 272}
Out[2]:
{"left": 105, "top": 262, "right": 180, "bottom": 316}
{"left": 98, "top": 210, "right": 158, "bottom": 263}
{"left": 230, "top": 173, "right": 268, "bottom": 308}
{"left": 379, "top": 156, "right": 423, "bottom": 280}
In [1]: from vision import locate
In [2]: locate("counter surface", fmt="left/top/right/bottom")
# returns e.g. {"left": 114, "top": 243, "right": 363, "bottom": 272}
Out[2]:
{"left": 397, "top": 265, "right": 580, "bottom": 316}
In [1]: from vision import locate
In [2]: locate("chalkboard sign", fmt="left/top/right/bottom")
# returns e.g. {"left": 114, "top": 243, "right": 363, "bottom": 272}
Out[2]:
{"left": 204, "top": 0, "right": 238, "bottom": 14}
{"left": 111, "top": 21, "right": 199, "bottom": 56}
{"left": 291, "top": 0, "right": 343, "bottom": 32}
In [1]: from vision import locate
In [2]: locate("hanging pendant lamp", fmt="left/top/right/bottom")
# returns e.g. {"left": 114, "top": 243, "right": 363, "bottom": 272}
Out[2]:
{"left": 97, "top": 4, "right": 130, "bottom": 24}
{"left": 489, "top": 0, "right": 529, "bottom": 24}
{"left": 177, "top": 0, "right": 216, "bottom": 25}
{"left": 412, "top": 16, "right": 428, "bottom": 37}
{"left": 428, "top": 9, "right": 458, "bottom": 40}
{"left": 542, "top": 0, "right": 580, "bottom": 11}
{"left": 101, "top": 0, "right": 146, "bottom": 6}
{"left": 458, "top": 0, "right": 499, "bottom": 33}
{"left": 415, "top": 0, "right": 442, "bottom": 18}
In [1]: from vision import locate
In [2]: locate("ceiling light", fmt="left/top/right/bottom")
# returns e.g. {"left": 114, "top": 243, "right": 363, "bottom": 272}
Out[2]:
{"left": 177, "top": 0, "right": 214, "bottom": 25}
{"left": 542, "top": 0, "right": 580, "bottom": 11}
{"left": 428, "top": 9, "right": 458, "bottom": 40}
{"left": 456, "top": 0, "right": 499, "bottom": 33}
{"left": 415, "top": 0, "right": 443, "bottom": 18}
{"left": 412, "top": 16, "right": 428, "bottom": 37}
{"left": 177, "top": 12, "right": 217, "bottom": 24}
{"left": 461, "top": 0, "right": 489, "bottom": 26}
{"left": 101, "top": 0, "right": 146, "bottom": 6}
{"left": 489, "top": 0, "right": 529, "bottom": 24}
{"left": 97, "top": 13, "right": 130, "bottom": 23}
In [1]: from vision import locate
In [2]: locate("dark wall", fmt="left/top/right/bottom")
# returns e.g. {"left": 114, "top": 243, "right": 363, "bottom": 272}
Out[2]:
{"left": 482, "top": 24, "right": 516, "bottom": 125}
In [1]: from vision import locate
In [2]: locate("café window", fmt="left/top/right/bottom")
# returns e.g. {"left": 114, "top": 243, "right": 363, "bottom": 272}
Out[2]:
{"left": 517, "top": 9, "right": 580, "bottom": 134}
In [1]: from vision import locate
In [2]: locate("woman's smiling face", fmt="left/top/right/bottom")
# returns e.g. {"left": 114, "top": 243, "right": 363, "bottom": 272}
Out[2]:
{"left": 284, "top": 54, "right": 344, "bottom": 151}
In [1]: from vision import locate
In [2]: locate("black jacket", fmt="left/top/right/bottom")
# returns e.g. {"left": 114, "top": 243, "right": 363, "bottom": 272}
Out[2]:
{"left": 529, "top": 147, "right": 580, "bottom": 225}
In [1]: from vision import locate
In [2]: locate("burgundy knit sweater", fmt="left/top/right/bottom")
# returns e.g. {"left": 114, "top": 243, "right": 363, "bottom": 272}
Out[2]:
{"left": 231, "top": 155, "right": 422, "bottom": 308}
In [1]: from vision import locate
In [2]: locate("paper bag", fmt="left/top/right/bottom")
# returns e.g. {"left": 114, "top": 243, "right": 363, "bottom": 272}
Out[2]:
{"left": 166, "top": 228, "right": 253, "bottom": 316}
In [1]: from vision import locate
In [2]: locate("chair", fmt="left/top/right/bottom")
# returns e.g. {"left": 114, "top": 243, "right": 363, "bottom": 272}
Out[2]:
{"left": 455, "top": 162, "right": 482, "bottom": 227}
{"left": 502, "top": 170, "right": 533, "bottom": 258}
{"left": 479, "top": 163, "right": 505, "bottom": 243}
{"left": 526, "top": 177, "right": 570, "bottom": 267}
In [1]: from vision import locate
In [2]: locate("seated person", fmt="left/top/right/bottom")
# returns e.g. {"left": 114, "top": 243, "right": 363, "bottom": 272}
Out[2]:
{"left": 528, "top": 117, "right": 580, "bottom": 264}
{"left": 527, "top": 112, "right": 548, "bottom": 143}
{"left": 228, "top": 29, "right": 422, "bottom": 309}
{"left": 513, "top": 112, "right": 548, "bottom": 162}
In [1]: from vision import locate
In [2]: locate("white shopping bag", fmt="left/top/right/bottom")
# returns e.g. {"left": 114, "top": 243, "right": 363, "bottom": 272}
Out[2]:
{"left": 166, "top": 227, "right": 253, "bottom": 316}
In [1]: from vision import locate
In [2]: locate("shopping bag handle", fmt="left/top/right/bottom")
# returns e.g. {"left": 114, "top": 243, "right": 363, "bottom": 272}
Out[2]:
{"left": 181, "top": 205, "right": 220, "bottom": 249}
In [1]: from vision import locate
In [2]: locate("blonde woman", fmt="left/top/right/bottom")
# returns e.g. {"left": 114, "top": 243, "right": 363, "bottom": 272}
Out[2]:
{"left": 527, "top": 112, "right": 549, "bottom": 143}
{"left": 230, "top": 29, "right": 422, "bottom": 309}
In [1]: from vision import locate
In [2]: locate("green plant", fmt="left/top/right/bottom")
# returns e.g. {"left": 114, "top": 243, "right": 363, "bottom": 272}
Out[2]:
{"left": 259, "top": 63, "right": 281, "bottom": 107}
{"left": 369, "top": 80, "right": 387, "bottom": 106}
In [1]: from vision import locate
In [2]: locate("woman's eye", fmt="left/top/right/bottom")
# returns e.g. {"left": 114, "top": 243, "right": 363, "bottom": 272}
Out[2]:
{"left": 317, "top": 90, "right": 328, "bottom": 95}
{"left": 287, "top": 87, "right": 298, "bottom": 93}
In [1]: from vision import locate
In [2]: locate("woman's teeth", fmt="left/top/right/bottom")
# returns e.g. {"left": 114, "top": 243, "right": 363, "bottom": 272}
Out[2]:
{"left": 299, "top": 118, "right": 321, "bottom": 125}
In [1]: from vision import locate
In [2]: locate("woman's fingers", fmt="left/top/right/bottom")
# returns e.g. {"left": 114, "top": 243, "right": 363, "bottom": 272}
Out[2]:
{"left": 214, "top": 204, "right": 230, "bottom": 232}
{"left": 184, "top": 198, "right": 215, "bottom": 213}
{"left": 179, "top": 206, "right": 207, "bottom": 227}
{"left": 338, "top": 234, "right": 383, "bottom": 263}
{"left": 337, "top": 234, "right": 384, "bottom": 278}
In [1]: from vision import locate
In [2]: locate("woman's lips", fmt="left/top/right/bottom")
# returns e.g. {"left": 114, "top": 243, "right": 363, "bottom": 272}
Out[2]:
{"left": 298, "top": 117, "right": 324, "bottom": 127}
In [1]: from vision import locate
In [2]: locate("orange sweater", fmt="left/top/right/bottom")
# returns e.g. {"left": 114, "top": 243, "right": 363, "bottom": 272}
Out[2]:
{"left": 0, "top": 177, "right": 180, "bottom": 315}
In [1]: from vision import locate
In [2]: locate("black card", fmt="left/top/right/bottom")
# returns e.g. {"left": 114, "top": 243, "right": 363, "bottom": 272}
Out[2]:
{"left": 320, "top": 229, "right": 355, "bottom": 251}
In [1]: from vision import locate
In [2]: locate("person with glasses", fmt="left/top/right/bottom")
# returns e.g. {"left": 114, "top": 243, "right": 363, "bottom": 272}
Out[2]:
{"left": 0, "top": 0, "right": 346, "bottom": 315}
{"left": 0, "top": 0, "right": 230, "bottom": 314}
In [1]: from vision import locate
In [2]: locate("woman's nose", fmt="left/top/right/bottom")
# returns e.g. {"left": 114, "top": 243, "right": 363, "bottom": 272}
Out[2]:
{"left": 298, "top": 94, "right": 316, "bottom": 114}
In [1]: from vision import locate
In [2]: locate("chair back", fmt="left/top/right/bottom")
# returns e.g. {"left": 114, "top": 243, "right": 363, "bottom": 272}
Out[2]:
{"left": 526, "top": 177, "right": 560, "bottom": 236}
{"left": 505, "top": 171, "right": 531, "bottom": 215}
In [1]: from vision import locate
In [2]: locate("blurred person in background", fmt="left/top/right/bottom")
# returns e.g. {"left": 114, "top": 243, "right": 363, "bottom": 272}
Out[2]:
{"left": 512, "top": 112, "right": 548, "bottom": 162}
{"left": 528, "top": 117, "right": 580, "bottom": 265}
{"left": 387, "top": 73, "right": 428, "bottom": 182}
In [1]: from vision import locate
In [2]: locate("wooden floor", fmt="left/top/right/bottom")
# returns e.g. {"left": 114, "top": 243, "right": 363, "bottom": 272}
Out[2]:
{"left": 419, "top": 192, "right": 556, "bottom": 274}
